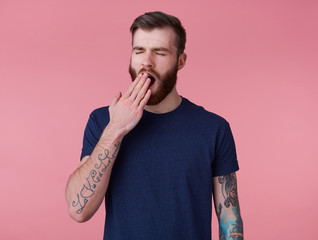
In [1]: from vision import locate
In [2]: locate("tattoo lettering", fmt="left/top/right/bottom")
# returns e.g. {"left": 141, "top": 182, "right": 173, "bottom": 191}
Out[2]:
{"left": 72, "top": 142, "right": 120, "bottom": 214}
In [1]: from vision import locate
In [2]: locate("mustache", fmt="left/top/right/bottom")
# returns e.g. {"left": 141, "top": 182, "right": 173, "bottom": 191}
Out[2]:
{"left": 138, "top": 68, "right": 159, "bottom": 78}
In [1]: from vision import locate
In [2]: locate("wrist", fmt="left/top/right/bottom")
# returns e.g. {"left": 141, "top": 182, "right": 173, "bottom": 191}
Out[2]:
{"left": 102, "top": 124, "right": 126, "bottom": 140}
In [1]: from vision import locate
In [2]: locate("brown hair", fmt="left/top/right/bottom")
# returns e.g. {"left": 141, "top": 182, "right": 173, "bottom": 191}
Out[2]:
{"left": 130, "top": 11, "right": 186, "bottom": 56}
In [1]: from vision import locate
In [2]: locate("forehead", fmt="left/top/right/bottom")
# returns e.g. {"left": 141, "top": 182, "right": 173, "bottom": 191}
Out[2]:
{"left": 132, "top": 27, "right": 177, "bottom": 50}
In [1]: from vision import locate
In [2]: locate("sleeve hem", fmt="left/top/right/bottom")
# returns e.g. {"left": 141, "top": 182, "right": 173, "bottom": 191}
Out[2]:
{"left": 212, "top": 163, "right": 239, "bottom": 177}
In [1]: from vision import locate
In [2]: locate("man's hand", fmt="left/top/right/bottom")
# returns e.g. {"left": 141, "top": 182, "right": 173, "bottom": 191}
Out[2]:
{"left": 107, "top": 72, "right": 151, "bottom": 136}
{"left": 65, "top": 73, "right": 151, "bottom": 222}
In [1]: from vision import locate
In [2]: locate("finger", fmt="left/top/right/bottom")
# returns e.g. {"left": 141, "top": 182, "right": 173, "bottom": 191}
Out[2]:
{"left": 135, "top": 78, "right": 150, "bottom": 103}
{"left": 138, "top": 89, "right": 151, "bottom": 111}
{"left": 130, "top": 73, "right": 148, "bottom": 100}
{"left": 111, "top": 91, "right": 122, "bottom": 106}
{"left": 123, "top": 73, "right": 143, "bottom": 98}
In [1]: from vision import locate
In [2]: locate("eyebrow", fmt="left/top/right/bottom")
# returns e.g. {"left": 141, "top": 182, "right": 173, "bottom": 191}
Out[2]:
{"left": 133, "top": 46, "right": 170, "bottom": 52}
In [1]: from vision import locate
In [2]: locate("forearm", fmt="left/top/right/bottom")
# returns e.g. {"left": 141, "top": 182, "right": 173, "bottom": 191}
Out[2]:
{"left": 217, "top": 205, "right": 243, "bottom": 240}
{"left": 65, "top": 126, "right": 123, "bottom": 222}
{"left": 66, "top": 73, "right": 151, "bottom": 222}
{"left": 213, "top": 173, "right": 244, "bottom": 240}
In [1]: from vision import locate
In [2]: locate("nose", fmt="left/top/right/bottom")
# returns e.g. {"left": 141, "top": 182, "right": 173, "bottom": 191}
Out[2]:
{"left": 142, "top": 52, "right": 154, "bottom": 68}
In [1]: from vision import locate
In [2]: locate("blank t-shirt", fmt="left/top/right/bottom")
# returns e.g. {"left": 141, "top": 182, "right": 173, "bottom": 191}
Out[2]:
{"left": 81, "top": 97, "right": 239, "bottom": 240}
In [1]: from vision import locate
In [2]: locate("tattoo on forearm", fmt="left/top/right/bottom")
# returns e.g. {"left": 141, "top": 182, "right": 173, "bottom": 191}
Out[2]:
{"left": 217, "top": 173, "right": 243, "bottom": 239}
{"left": 218, "top": 173, "right": 238, "bottom": 208}
{"left": 72, "top": 141, "right": 120, "bottom": 214}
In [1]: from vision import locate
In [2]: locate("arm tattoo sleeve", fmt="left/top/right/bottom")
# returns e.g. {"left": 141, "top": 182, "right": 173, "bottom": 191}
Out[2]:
{"left": 217, "top": 173, "right": 243, "bottom": 240}
{"left": 72, "top": 141, "right": 120, "bottom": 214}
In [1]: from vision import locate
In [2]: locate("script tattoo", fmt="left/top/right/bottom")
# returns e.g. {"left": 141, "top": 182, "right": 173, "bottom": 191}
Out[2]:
{"left": 72, "top": 141, "right": 120, "bottom": 214}
{"left": 218, "top": 173, "right": 243, "bottom": 240}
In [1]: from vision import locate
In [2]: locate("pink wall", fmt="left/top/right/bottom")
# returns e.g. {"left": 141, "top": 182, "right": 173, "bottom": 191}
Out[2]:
{"left": 1, "top": 0, "right": 317, "bottom": 239}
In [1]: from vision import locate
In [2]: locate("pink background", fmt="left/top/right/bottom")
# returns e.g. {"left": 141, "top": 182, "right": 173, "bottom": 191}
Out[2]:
{"left": 1, "top": 0, "right": 317, "bottom": 239}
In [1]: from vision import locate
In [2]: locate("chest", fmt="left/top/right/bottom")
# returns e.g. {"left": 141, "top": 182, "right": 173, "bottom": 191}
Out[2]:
{"left": 112, "top": 117, "right": 215, "bottom": 188}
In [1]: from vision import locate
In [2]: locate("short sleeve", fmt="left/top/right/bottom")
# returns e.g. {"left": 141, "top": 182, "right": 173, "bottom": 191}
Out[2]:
{"left": 80, "top": 114, "right": 100, "bottom": 160}
{"left": 212, "top": 122, "right": 239, "bottom": 176}
{"left": 80, "top": 107, "right": 110, "bottom": 160}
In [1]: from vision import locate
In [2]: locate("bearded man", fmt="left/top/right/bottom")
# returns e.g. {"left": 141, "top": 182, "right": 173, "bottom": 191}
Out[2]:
{"left": 66, "top": 11, "right": 244, "bottom": 240}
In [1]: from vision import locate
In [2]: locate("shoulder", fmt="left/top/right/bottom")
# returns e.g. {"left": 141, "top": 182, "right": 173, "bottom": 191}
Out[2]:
{"left": 90, "top": 106, "right": 109, "bottom": 117}
{"left": 86, "top": 106, "right": 110, "bottom": 130}
{"left": 182, "top": 97, "right": 230, "bottom": 128}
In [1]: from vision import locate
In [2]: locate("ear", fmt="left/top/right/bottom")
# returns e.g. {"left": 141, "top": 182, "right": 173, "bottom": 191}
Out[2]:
{"left": 177, "top": 53, "right": 187, "bottom": 70}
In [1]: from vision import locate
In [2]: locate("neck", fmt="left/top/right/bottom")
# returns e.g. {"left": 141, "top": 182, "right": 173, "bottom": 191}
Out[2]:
{"left": 144, "top": 87, "right": 182, "bottom": 114}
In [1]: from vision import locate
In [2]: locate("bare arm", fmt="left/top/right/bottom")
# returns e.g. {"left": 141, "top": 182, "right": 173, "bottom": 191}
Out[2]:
{"left": 212, "top": 172, "right": 243, "bottom": 240}
{"left": 65, "top": 73, "right": 151, "bottom": 222}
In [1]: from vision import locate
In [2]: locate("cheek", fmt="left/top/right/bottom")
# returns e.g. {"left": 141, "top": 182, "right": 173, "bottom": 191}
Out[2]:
{"left": 155, "top": 59, "right": 170, "bottom": 71}
{"left": 130, "top": 57, "right": 141, "bottom": 69}
{"left": 161, "top": 57, "right": 177, "bottom": 68}
{"left": 161, "top": 62, "right": 176, "bottom": 74}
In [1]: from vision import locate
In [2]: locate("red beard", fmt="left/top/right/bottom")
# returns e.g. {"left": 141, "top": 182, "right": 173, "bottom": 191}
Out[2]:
{"left": 129, "top": 64, "right": 179, "bottom": 105}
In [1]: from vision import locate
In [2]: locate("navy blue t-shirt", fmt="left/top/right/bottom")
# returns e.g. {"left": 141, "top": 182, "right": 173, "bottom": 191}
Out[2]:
{"left": 81, "top": 97, "right": 239, "bottom": 240}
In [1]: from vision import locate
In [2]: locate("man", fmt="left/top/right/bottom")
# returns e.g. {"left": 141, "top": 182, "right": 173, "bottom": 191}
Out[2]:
{"left": 65, "top": 11, "right": 243, "bottom": 240}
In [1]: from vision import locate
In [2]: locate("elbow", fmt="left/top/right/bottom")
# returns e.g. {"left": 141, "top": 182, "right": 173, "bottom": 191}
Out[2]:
{"left": 65, "top": 191, "right": 97, "bottom": 223}
{"left": 65, "top": 182, "right": 92, "bottom": 223}
{"left": 68, "top": 207, "right": 92, "bottom": 223}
